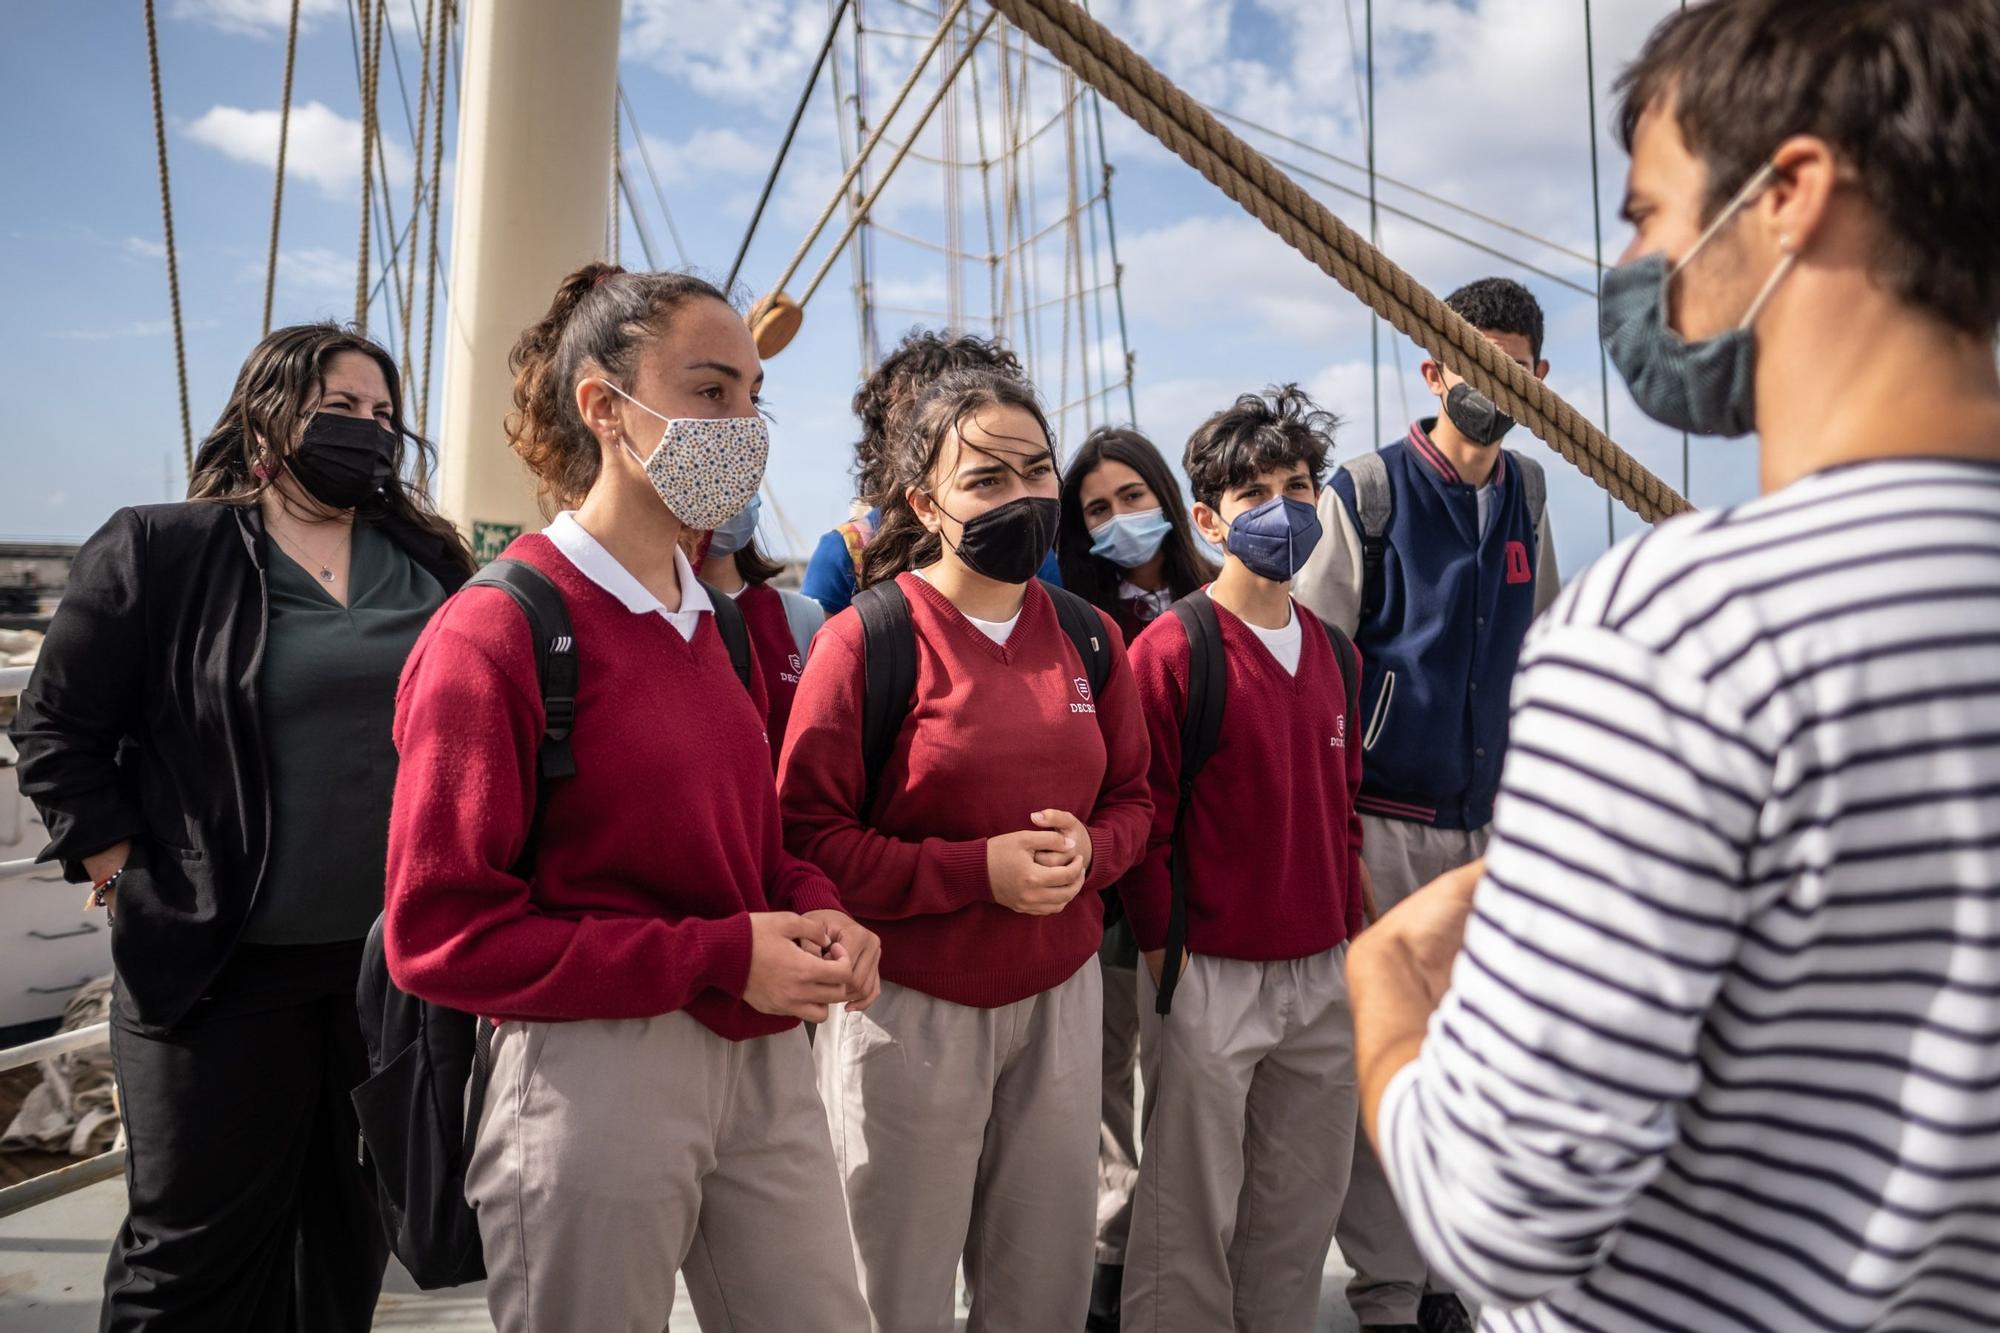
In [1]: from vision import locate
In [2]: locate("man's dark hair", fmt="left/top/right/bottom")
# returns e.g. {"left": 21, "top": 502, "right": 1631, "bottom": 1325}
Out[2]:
{"left": 1615, "top": 0, "right": 2000, "bottom": 336}
{"left": 1183, "top": 385, "right": 1337, "bottom": 509}
{"left": 851, "top": 329, "right": 1024, "bottom": 502}
{"left": 1444, "top": 277, "right": 1545, "bottom": 362}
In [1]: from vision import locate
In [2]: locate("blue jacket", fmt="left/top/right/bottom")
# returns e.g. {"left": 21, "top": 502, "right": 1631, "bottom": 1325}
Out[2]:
{"left": 1330, "top": 428, "right": 1543, "bottom": 831}
{"left": 801, "top": 507, "right": 1062, "bottom": 614}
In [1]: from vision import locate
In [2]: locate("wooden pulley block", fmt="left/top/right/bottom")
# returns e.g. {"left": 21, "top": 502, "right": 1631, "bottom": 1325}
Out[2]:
{"left": 749, "top": 291, "right": 803, "bottom": 357}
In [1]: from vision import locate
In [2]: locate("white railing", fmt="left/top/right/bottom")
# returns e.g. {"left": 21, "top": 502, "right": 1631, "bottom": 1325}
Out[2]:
{"left": 0, "top": 656, "right": 123, "bottom": 1218}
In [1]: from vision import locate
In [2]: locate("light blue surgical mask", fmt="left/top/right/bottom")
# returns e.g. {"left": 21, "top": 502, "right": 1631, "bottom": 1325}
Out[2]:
{"left": 1222, "top": 494, "right": 1322, "bottom": 583}
{"left": 1087, "top": 507, "right": 1173, "bottom": 569}
{"left": 706, "top": 495, "right": 763, "bottom": 557}
{"left": 1599, "top": 161, "right": 1797, "bottom": 438}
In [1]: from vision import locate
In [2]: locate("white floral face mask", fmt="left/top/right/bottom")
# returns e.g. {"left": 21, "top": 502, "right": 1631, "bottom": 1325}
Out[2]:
{"left": 595, "top": 379, "right": 770, "bottom": 531}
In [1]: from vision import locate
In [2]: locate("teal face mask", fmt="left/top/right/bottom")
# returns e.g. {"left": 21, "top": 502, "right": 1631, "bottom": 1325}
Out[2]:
{"left": 1598, "top": 162, "right": 1797, "bottom": 438}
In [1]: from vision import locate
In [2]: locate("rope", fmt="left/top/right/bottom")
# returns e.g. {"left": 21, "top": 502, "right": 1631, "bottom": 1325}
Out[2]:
{"left": 617, "top": 84, "right": 688, "bottom": 265}
{"left": 398, "top": 0, "right": 434, "bottom": 386}
{"left": 143, "top": 0, "right": 194, "bottom": 480}
{"left": 728, "top": 0, "right": 850, "bottom": 291}
{"left": 1584, "top": 0, "right": 1615, "bottom": 544}
{"left": 798, "top": 10, "right": 1001, "bottom": 309}
{"left": 986, "top": 0, "right": 1690, "bottom": 522}
{"left": 353, "top": 0, "right": 384, "bottom": 331}
{"left": 417, "top": 0, "right": 449, "bottom": 443}
{"left": 1082, "top": 36, "right": 1138, "bottom": 423}
{"left": 769, "top": 0, "right": 970, "bottom": 302}
{"left": 262, "top": 0, "right": 302, "bottom": 336}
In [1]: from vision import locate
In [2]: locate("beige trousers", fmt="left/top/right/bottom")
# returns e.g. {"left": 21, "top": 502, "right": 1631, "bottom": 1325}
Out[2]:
{"left": 1123, "top": 948, "right": 1358, "bottom": 1333}
{"left": 464, "top": 1013, "right": 867, "bottom": 1333}
{"left": 1338, "top": 815, "right": 1489, "bottom": 1324}
{"left": 1097, "top": 951, "right": 1142, "bottom": 1266}
{"left": 815, "top": 960, "right": 1102, "bottom": 1333}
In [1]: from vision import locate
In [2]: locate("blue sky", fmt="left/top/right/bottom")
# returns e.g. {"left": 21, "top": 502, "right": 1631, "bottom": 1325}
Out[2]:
{"left": 0, "top": 0, "right": 1752, "bottom": 576}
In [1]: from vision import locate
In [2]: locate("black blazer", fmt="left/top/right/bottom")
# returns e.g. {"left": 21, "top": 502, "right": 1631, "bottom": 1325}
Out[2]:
{"left": 11, "top": 500, "right": 472, "bottom": 1033}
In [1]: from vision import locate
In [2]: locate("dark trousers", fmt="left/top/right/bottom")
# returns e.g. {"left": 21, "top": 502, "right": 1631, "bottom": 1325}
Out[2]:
{"left": 102, "top": 940, "right": 388, "bottom": 1333}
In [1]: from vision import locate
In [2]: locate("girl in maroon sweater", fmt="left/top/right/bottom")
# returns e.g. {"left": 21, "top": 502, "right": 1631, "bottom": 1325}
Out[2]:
{"left": 1056, "top": 425, "right": 1219, "bottom": 1327}
{"left": 384, "top": 264, "right": 873, "bottom": 1333}
{"left": 778, "top": 369, "right": 1153, "bottom": 1330}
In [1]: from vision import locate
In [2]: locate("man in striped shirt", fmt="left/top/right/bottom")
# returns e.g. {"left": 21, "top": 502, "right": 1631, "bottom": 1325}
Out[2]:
{"left": 1348, "top": 2, "right": 2000, "bottom": 1330}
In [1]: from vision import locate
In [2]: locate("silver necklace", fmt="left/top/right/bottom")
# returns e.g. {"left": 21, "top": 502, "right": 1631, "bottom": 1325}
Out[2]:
{"left": 273, "top": 525, "right": 350, "bottom": 584}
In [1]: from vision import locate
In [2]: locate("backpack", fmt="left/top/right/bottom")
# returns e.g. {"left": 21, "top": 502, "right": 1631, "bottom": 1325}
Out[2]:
{"left": 1347, "top": 448, "right": 1546, "bottom": 619}
{"left": 1152, "top": 589, "right": 1361, "bottom": 1015}
{"left": 351, "top": 557, "right": 751, "bottom": 1289}
{"left": 850, "top": 578, "right": 1113, "bottom": 819}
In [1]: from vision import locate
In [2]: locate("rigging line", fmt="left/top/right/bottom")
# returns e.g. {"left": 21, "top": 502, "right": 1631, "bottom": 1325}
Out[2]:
{"left": 1366, "top": 0, "right": 1379, "bottom": 449}
{"left": 727, "top": 0, "right": 850, "bottom": 291}
{"left": 867, "top": 217, "right": 991, "bottom": 260}
{"left": 995, "top": 27, "right": 1019, "bottom": 334}
{"left": 1209, "top": 104, "right": 1604, "bottom": 274}
{"left": 352, "top": 0, "right": 385, "bottom": 331}
{"left": 1078, "top": 72, "right": 1111, "bottom": 419}
{"left": 1063, "top": 69, "right": 1092, "bottom": 429}
{"left": 616, "top": 84, "right": 688, "bottom": 265}
{"left": 1022, "top": 26, "right": 1045, "bottom": 379}
{"left": 396, "top": 0, "right": 435, "bottom": 387}
{"left": 1679, "top": 0, "right": 1690, "bottom": 502}
{"left": 1081, "top": 0, "right": 1137, "bottom": 422}
{"left": 609, "top": 97, "right": 620, "bottom": 265}
{"left": 1261, "top": 152, "right": 1596, "bottom": 298}
{"left": 618, "top": 170, "right": 661, "bottom": 269}
{"left": 854, "top": 0, "right": 879, "bottom": 365}
{"left": 943, "top": 0, "right": 962, "bottom": 331}
{"left": 262, "top": 0, "right": 302, "bottom": 336}
{"left": 1052, "top": 374, "right": 1133, "bottom": 417}
{"left": 965, "top": 9, "right": 1001, "bottom": 334}
{"left": 768, "top": 0, "right": 972, "bottom": 302}
{"left": 1585, "top": 0, "right": 1615, "bottom": 547}
{"left": 863, "top": 80, "right": 1081, "bottom": 166}
{"left": 346, "top": 0, "right": 409, "bottom": 351}
{"left": 826, "top": 0, "right": 873, "bottom": 373}
{"left": 800, "top": 9, "right": 1001, "bottom": 309}
{"left": 417, "top": 0, "right": 450, "bottom": 444}
{"left": 142, "top": 0, "right": 193, "bottom": 478}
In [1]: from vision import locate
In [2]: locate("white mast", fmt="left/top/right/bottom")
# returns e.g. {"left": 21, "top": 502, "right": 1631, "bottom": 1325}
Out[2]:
{"left": 437, "top": 0, "right": 622, "bottom": 557}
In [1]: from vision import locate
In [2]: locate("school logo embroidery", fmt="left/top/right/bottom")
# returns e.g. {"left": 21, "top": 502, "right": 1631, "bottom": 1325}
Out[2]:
{"left": 789, "top": 653, "right": 803, "bottom": 674}
{"left": 1069, "top": 676, "right": 1097, "bottom": 715}
{"left": 1332, "top": 715, "right": 1347, "bottom": 748}
{"left": 1505, "top": 540, "right": 1533, "bottom": 585}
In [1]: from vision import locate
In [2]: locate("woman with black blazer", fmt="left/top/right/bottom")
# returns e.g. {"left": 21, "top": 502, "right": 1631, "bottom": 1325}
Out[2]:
{"left": 11, "top": 323, "right": 474, "bottom": 1332}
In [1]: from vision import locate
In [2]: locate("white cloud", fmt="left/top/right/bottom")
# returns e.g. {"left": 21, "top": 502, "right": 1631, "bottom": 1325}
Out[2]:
{"left": 635, "top": 128, "right": 769, "bottom": 186}
{"left": 187, "top": 101, "right": 412, "bottom": 200}
{"left": 1118, "top": 213, "right": 1374, "bottom": 343}
{"left": 170, "top": 0, "right": 342, "bottom": 36}
{"left": 123, "top": 237, "right": 166, "bottom": 260}
{"left": 623, "top": 0, "right": 831, "bottom": 104}
{"left": 49, "top": 318, "right": 219, "bottom": 341}
{"left": 266, "top": 246, "right": 354, "bottom": 293}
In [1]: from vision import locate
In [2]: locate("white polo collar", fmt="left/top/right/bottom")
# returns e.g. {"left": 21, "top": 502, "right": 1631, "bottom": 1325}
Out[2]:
{"left": 544, "top": 512, "right": 712, "bottom": 632}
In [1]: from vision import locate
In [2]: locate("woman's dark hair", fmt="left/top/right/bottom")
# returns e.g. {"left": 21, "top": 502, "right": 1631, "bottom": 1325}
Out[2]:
{"left": 509, "top": 262, "right": 735, "bottom": 515}
{"left": 731, "top": 537, "right": 787, "bottom": 586}
{"left": 187, "top": 321, "right": 472, "bottom": 569}
{"left": 1614, "top": 0, "right": 2000, "bottom": 335}
{"left": 1183, "top": 384, "right": 1338, "bottom": 509}
{"left": 860, "top": 368, "right": 1055, "bottom": 589}
{"left": 1058, "top": 426, "right": 1218, "bottom": 612}
{"left": 852, "top": 329, "right": 1024, "bottom": 504}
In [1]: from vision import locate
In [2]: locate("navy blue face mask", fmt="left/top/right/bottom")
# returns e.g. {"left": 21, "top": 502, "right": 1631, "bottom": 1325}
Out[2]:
{"left": 1220, "top": 493, "right": 1322, "bottom": 583}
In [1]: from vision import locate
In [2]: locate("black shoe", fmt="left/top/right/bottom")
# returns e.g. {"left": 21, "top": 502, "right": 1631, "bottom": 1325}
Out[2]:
{"left": 1418, "top": 1292, "right": 1475, "bottom": 1333}
{"left": 1086, "top": 1263, "right": 1123, "bottom": 1333}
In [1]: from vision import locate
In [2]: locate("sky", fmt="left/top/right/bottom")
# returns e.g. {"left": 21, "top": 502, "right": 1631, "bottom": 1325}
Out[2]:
{"left": 0, "top": 0, "right": 1755, "bottom": 578}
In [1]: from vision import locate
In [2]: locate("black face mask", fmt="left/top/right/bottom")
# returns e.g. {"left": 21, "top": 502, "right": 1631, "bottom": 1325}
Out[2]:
{"left": 937, "top": 494, "right": 1060, "bottom": 585}
{"left": 1443, "top": 381, "right": 1515, "bottom": 446}
{"left": 290, "top": 413, "right": 395, "bottom": 510}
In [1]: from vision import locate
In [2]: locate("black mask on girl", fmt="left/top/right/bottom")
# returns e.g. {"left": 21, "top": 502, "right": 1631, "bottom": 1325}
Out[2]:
{"left": 291, "top": 413, "right": 395, "bottom": 510}
{"left": 936, "top": 494, "right": 1061, "bottom": 584}
{"left": 1443, "top": 381, "right": 1515, "bottom": 447}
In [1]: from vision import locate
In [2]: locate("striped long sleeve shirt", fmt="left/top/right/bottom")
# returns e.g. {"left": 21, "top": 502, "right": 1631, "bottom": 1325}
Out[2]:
{"left": 1377, "top": 458, "right": 2000, "bottom": 1332}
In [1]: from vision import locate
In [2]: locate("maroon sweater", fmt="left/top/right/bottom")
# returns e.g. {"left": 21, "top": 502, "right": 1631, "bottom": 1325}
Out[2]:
{"left": 777, "top": 573, "right": 1154, "bottom": 1007}
{"left": 737, "top": 581, "right": 804, "bottom": 766}
{"left": 384, "top": 534, "right": 843, "bottom": 1039}
{"left": 1124, "top": 597, "right": 1365, "bottom": 959}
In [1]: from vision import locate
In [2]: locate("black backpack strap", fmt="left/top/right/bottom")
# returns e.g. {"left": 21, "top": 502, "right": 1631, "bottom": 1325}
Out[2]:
{"left": 854, "top": 581, "right": 917, "bottom": 820}
{"left": 1042, "top": 581, "right": 1113, "bottom": 699}
{"left": 1320, "top": 617, "right": 1362, "bottom": 736}
{"left": 1346, "top": 451, "right": 1393, "bottom": 622}
{"left": 463, "top": 559, "right": 577, "bottom": 782}
{"left": 1158, "top": 589, "right": 1226, "bottom": 1015}
{"left": 702, "top": 579, "right": 754, "bottom": 690}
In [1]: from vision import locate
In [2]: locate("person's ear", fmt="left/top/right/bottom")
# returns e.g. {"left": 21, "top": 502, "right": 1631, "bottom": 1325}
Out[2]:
{"left": 908, "top": 485, "right": 942, "bottom": 536}
{"left": 1766, "top": 133, "right": 1840, "bottom": 259}
{"left": 1419, "top": 360, "right": 1449, "bottom": 396}
{"left": 1190, "top": 499, "right": 1228, "bottom": 547}
{"left": 575, "top": 377, "right": 624, "bottom": 451}
{"left": 1533, "top": 358, "right": 1550, "bottom": 382}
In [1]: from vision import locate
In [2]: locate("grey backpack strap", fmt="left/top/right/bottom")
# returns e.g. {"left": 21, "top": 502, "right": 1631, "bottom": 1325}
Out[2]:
{"left": 1510, "top": 451, "right": 1547, "bottom": 545}
{"left": 1345, "top": 452, "right": 1393, "bottom": 621}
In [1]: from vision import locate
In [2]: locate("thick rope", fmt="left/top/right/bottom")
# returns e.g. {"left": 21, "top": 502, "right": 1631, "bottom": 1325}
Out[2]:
{"left": 399, "top": 0, "right": 434, "bottom": 389}
{"left": 354, "top": 0, "right": 384, "bottom": 332}
{"left": 417, "top": 0, "right": 449, "bottom": 445}
{"left": 798, "top": 9, "right": 1001, "bottom": 308}
{"left": 143, "top": 0, "right": 193, "bottom": 480}
{"left": 262, "top": 0, "right": 302, "bottom": 336}
{"left": 989, "top": 0, "right": 1691, "bottom": 522}
{"left": 770, "top": 0, "right": 972, "bottom": 302}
